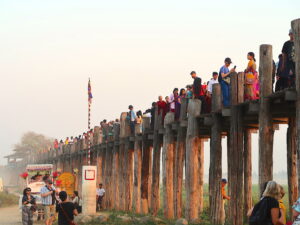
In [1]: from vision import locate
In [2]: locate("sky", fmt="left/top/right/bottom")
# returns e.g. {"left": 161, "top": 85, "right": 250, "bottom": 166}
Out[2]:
{"left": 0, "top": 0, "right": 299, "bottom": 177}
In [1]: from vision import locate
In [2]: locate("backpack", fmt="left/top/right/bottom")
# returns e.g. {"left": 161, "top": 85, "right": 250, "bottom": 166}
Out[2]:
{"left": 249, "top": 198, "right": 272, "bottom": 225}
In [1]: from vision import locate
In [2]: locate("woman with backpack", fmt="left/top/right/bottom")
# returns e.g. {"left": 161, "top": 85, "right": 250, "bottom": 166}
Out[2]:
{"left": 249, "top": 181, "right": 284, "bottom": 225}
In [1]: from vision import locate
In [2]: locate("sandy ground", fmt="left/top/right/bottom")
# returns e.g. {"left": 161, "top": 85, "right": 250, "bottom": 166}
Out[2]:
{"left": 0, "top": 205, "right": 22, "bottom": 225}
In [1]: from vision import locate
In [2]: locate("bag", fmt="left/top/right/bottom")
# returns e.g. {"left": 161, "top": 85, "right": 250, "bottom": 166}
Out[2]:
{"left": 223, "top": 76, "right": 231, "bottom": 85}
{"left": 59, "top": 203, "right": 77, "bottom": 225}
{"left": 246, "top": 72, "right": 255, "bottom": 85}
{"left": 249, "top": 198, "right": 272, "bottom": 225}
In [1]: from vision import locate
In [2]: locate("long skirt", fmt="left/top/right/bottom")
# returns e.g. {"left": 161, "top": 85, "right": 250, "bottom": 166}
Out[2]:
{"left": 22, "top": 206, "right": 33, "bottom": 225}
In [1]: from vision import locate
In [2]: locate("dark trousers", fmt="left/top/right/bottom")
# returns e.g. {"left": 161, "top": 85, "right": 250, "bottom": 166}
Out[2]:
{"left": 97, "top": 196, "right": 104, "bottom": 210}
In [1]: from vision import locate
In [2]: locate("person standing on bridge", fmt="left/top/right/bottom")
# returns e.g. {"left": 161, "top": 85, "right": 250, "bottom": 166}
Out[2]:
{"left": 219, "top": 58, "right": 236, "bottom": 107}
{"left": 41, "top": 180, "right": 56, "bottom": 225}
{"left": 190, "top": 71, "right": 206, "bottom": 113}
{"left": 22, "top": 187, "right": 36, "bottom": 225}
{"left": 244, "top": 52, "right": 259, "bottom": 101}
{"left": 128, "top": 105, "right": 137, "bottom": 135}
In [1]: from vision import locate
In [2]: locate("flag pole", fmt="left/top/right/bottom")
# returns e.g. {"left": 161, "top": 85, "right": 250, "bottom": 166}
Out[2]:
{"left": 88, "top": 78, "right": 92, "bottom": 165}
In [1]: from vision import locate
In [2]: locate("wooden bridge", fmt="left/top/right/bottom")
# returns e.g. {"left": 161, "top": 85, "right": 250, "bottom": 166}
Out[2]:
{"left": 6, "top": 19, "right": 300, "bottom": 225}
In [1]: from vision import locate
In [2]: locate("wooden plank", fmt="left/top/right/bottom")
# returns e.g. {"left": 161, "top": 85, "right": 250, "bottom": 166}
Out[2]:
{"left": 258, "top": 44, "right": 274, "bottom": 194}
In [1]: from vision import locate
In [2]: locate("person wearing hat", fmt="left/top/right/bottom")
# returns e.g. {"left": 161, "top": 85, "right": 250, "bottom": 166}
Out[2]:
{"left": 279, "top": 29, "right": 295, "bottom": 89}
{"left": 22, "top": 187, "right": 36, "bottom": 225}
{"left": 221, "top": 178, "right": 230, "bottom": 225}
{"left": 40, "top": 179, "right": 56, "bottom": 225}
{"left": 218, "top": 58, "right": 236, "bottom": 107}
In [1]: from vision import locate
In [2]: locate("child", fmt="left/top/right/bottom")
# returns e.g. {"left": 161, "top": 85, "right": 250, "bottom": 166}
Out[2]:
{"left": 278, "top": 185, "right": 286, "bottom": 225}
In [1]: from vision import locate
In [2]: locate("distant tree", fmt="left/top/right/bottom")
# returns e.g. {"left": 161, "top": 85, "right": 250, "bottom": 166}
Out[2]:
{"left": 14, "top": 131, "right": 53, "bottom": 154}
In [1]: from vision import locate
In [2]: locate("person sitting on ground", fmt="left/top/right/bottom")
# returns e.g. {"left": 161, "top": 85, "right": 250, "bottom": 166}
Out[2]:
{"left": 219, "top": 57, "right": 236, "bottom": 107}
{"left": 56, "top": 191, "right": 78, "bottom": 225}
{"left": 249, "top": 181, "right": 284, "bottom": 225}
{"left": 72, "top": 191, "right": 82, "bottom": 214}
{"left": 244, "top": 52, "right": 259, "bottom": 101}
{"left": 22, "top": 187, "right": 36, "bottom": 225}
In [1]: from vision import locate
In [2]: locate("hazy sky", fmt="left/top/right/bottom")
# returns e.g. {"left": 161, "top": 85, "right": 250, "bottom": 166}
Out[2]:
{"left": 0, "top": 1, "right": 299, "bottom": 177}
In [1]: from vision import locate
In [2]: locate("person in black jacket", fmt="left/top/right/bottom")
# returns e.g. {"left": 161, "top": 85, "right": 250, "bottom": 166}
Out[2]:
{"left": 22, "top": 187, "right": 36, "bottom": 225}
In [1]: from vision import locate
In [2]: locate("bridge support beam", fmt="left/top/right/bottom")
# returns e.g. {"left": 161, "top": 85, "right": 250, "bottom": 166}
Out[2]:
{"left": 258, "top": 44, "right": 274, "bottom": 194}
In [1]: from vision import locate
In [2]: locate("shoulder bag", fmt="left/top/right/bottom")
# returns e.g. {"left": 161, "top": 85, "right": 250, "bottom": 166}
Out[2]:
{"left": 59, "top": 203, "right": 77, "bottom": 225}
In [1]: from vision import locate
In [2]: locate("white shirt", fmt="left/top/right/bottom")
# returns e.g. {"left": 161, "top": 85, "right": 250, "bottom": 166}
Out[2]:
{"left": 207, "top": 78, "right": 219, "bottom": 94}
{"left": 96, "top": 188, "right": 105, "bottom": 196}
{"left": 169, "top": 93, "right": 175, "bottom": 110}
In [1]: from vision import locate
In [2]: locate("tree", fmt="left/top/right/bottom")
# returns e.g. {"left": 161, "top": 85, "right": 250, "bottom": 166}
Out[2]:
{"left": 13, "top": 131, "right": 54, "bottom": 154}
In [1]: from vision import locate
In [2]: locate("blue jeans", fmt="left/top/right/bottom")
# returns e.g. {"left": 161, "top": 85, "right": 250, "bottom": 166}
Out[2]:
{"left": 220, "top": 80, "right": 230, "bottom": 107}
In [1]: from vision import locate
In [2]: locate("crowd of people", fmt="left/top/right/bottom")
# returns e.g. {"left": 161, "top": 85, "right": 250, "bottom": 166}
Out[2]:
{"left": 22, "top": 177, "right": 82, "bottom": 225}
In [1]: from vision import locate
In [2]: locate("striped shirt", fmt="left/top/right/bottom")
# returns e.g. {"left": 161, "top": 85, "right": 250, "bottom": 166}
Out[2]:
{"left": 40, "top": 185, "right": 55, "bottom": 205}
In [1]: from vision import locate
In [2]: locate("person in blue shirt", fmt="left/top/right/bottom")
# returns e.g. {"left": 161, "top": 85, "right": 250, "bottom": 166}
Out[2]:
{"left": 128, "top": 105, "right": 137, "bottom": 135}
{"left": 218, "top": 58, "right": 236, "bottom": 107}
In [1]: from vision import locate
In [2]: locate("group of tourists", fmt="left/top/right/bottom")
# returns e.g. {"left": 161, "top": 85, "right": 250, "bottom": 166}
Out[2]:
{"left": 247, "top": 180, "right": 300, "bottom": 225}
{"left": 22, "top": 178, "right": 82, "bottom": 225}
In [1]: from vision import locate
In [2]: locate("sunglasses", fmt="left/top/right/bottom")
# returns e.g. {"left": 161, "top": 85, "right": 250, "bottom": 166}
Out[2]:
{"left": 26, "top": 189, "right": 31, "bottom": 191}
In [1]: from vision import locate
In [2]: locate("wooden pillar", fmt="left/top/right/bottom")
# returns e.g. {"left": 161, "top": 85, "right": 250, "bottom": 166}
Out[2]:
{"left": 292, "top": 18, "right": 300, "bottom": 198}
{"left": 287, "top": 117, "right": 298, "bottom": 218}
{"left": 124, "top": 139, "right": 134, "bottom": 211}
{"left": 133, "top": 128, "right": 142, "bottom": 213}
{"left": 151, "top": 108, "right": 163, "bottom": 216}
{"left": 112, "top": 123, "right": 120, "bottom": 210}
{"left": 119, "top": 112, "right": 130, "bottom": 210}
{"left": 228, "top": 72, "right": 244, "bottom": 225}
{"left": 141, "top": 117, "right": 151, "bottom": 214}
{"left": 244, "top": 129, "right": 252, "bottom": 220}
{"left": 148, "top": 146, "right": 153, "bottom": 210}
{"left": 185, "top": 99, "right": 201, "bottom": 221}
{"left": 198, "top": 139, "right": 204, "bottom": 213}
{"left": 209, "top": 83, "right": 223, "bottom": 225}
{"left": 258, "top": 44, "right": 274, "bottom": 193}
{"left": 174, "top": 98, "right": 187, "bottom": 218}
{"left": 162, "top": 112, "right": 176, "bottom": 219}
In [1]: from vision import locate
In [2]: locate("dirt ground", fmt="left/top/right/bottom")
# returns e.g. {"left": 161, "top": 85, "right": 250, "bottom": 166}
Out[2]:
{"left": 0, "top": 205, "right": 22, "bottom": 225}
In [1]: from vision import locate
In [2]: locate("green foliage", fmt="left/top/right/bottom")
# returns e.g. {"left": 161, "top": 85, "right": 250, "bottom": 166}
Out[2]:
{"left": 0, "top": 192, "right": 19, "bottom": 208}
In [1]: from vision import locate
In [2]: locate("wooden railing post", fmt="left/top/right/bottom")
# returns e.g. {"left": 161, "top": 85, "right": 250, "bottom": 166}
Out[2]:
{"left": 258, "top": 44, "right": 274, "bottom": 194}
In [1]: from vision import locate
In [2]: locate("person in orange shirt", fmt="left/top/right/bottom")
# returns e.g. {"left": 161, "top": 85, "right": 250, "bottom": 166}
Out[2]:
{"left": 221, "top": 178, "right": 230, "bottom": 225}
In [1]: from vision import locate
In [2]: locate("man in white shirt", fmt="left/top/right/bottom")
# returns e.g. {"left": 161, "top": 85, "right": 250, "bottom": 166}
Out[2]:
{"left": 96, "top": 183, "right": 105, "bottom": 211}
{"left": 207, "top": 72, "right": 219, "bottom": 96}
